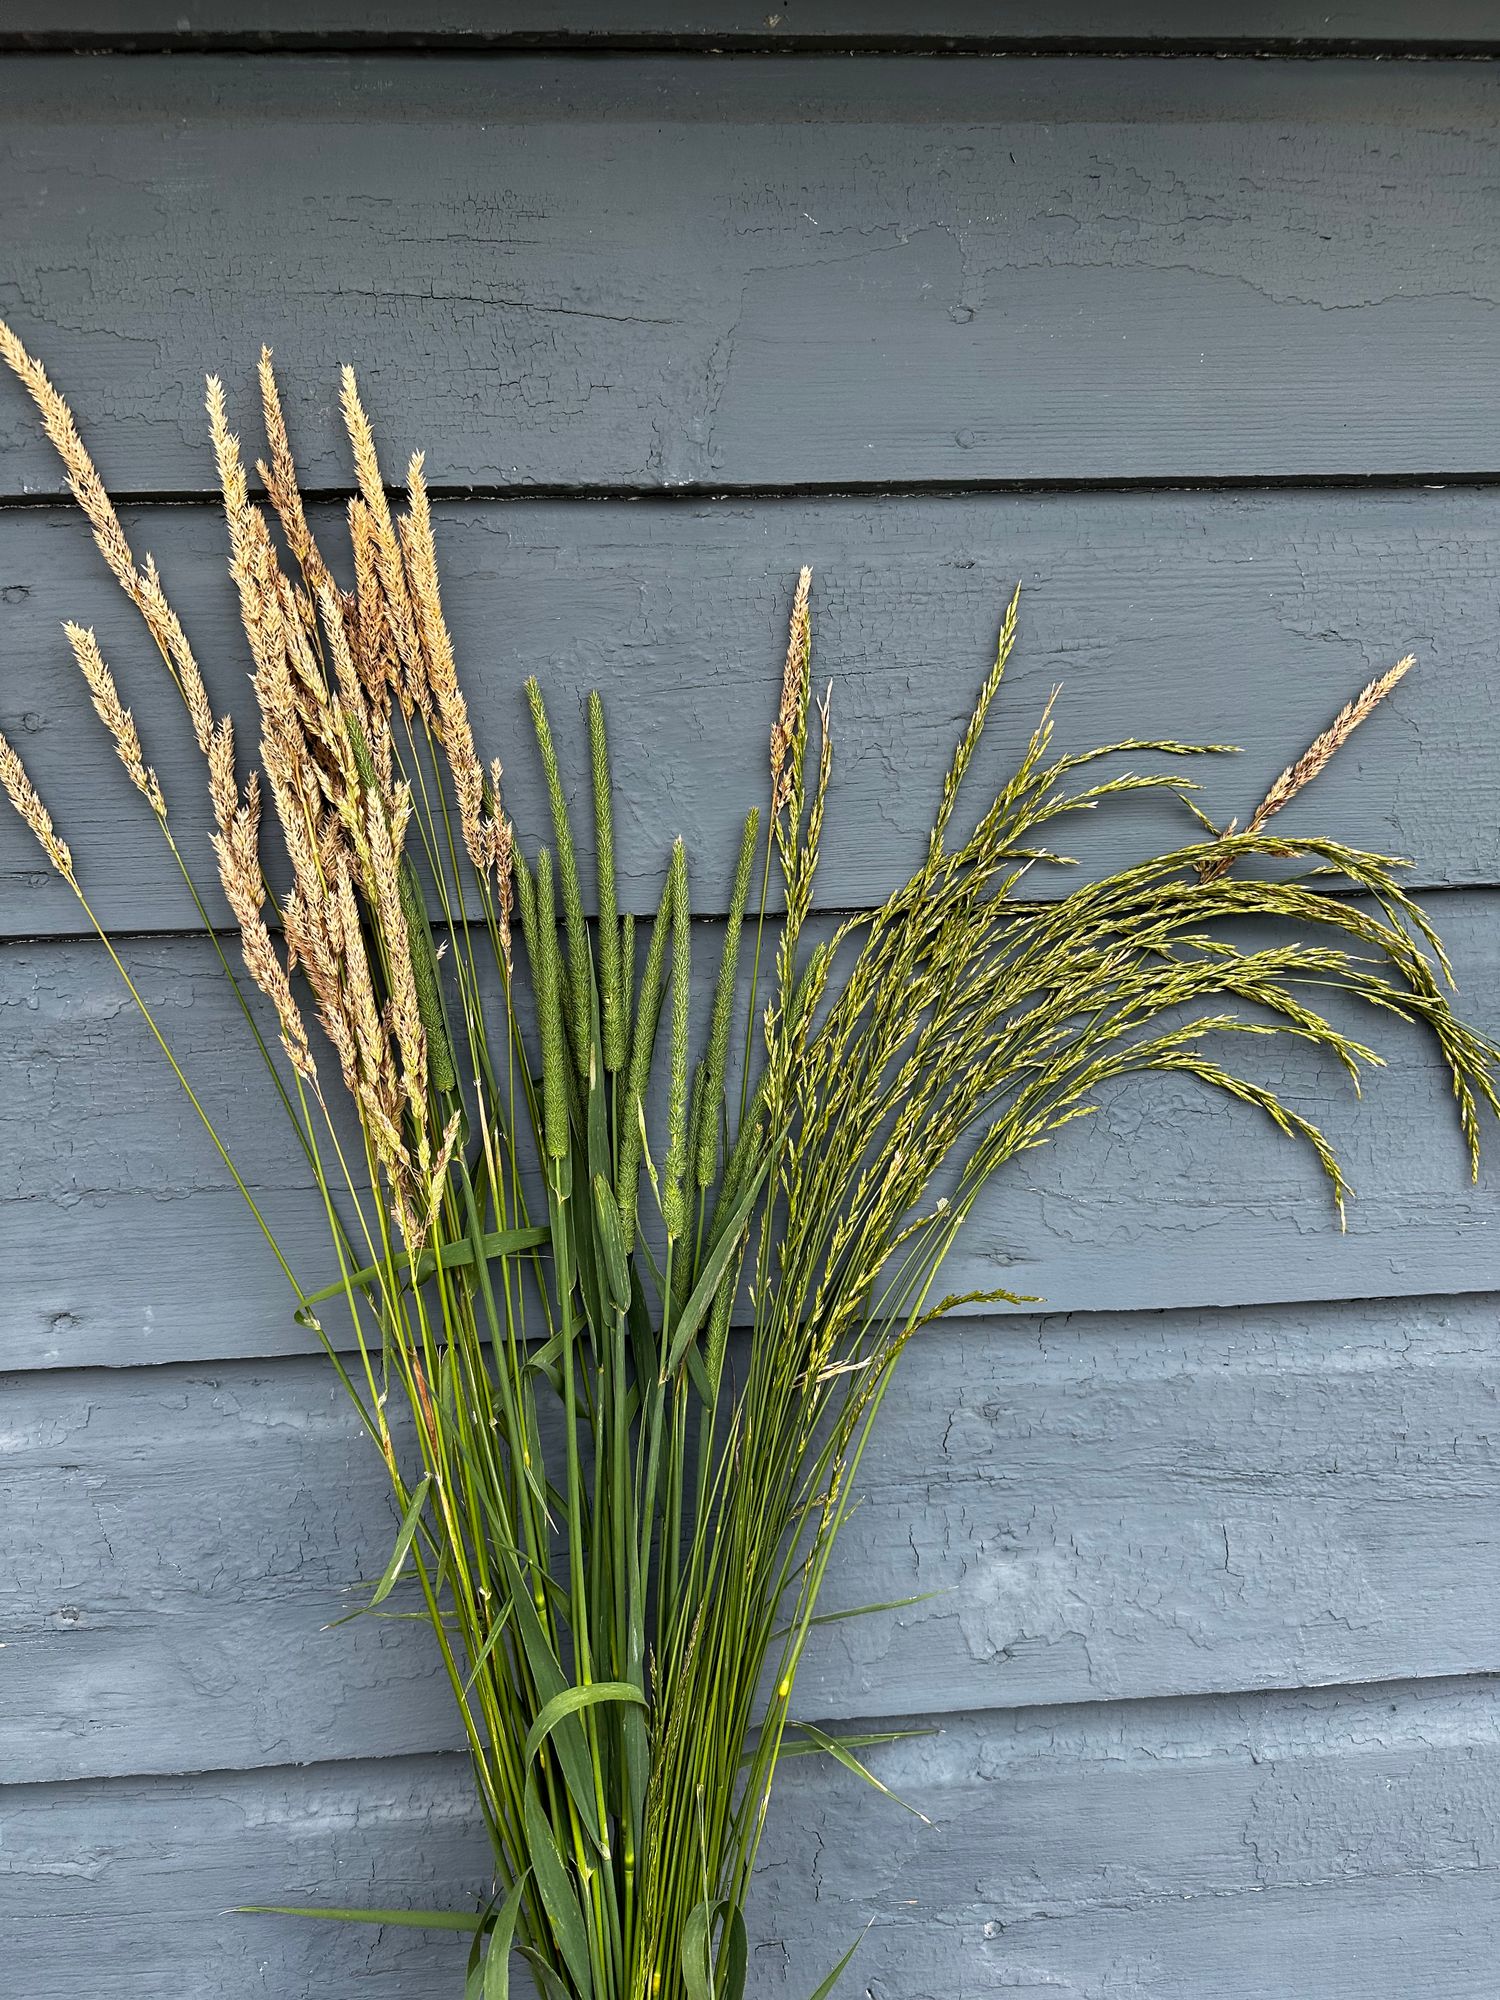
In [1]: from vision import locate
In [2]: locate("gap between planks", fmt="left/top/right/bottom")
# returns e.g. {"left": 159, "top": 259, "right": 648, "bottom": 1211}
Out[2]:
{"left": 5, "top": 471, "right": 1500, "bottom": 514}
{"left": 2, "top": 1668, "right": 1496, "bottom": 1797}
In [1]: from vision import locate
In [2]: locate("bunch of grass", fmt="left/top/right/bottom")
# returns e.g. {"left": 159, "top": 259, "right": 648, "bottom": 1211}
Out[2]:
{"left": 1, "top": 320, "right": 1495, "bottom": 2000}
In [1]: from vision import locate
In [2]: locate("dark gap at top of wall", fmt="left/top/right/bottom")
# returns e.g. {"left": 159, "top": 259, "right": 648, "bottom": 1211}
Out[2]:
{"left": 4, "top": 31, "right": 1500, "bottom": 58}
{"left": 1, "top": 470, "right": 1499, "bottom": 516}
{"left": 7, "top": 873, "right": 1488, "bottom": 958}
{"left": 6, "top": 40, "right": 1500, "bottom": 58}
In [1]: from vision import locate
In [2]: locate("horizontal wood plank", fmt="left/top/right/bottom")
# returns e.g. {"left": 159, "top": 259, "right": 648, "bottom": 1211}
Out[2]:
{"left": 6, "top": 891, "right": 1499, "bottom": 1372}
{"left": 3, "top": 1678, "right": 1497, "bottom": 1996}
{"left": 5, "top": 489, "right": 1500, "bottom": 936}
{"left": 5, "top": 1297, "right": 1499, "bottom": 1781}
{"left": 4, "top": 59, "right": 1500, "bottom": 491}
{"left": 12, "top": 6, "right": 1500, "bottom": 51}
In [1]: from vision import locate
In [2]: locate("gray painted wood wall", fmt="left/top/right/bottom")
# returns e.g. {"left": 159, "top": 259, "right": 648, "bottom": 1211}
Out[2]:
{"left": 2, "top": 9, "right": 1499, "bottom": 1996}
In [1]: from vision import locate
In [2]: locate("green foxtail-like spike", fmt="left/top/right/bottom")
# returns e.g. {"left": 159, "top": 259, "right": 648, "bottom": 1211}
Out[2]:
{"left": 533, "top": 848, "right": 569, "bottom": 1162}
{"left": 616, "top": 869, "right": 673, "bottom": 1239}
{"left": 697, "top": 807, "right": 759, "bottom": 1187}
{"left": 525, "top": 678, "right": 591, "bottom": 1072}
{"left": 662, "top": 840, "right": 691, "bottom": 1241}
{"left": 589, "top": 692, "right": 624, "bottom": 1074}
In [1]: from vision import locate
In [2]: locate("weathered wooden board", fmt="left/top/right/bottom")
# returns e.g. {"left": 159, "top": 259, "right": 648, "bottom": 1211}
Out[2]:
{"left": 3, "top": 1677, "right": 1497, "bottom": 1997}
{"left": 4, "top": 58, "right": 1500, "bottom": 494}
{"left": 5, "top": 488, "right": 1499, "bottom": 936}
{"left": 11, "top": 5, "right": 1500, "bottom": 49}
{"left": 754, "top": 1677, "right": 1500, "bottom": 1999}
{"left": 6, "top": 889, "right": 1499, "bottom": 1372}
{"left": 6, "top": 1296, "right": 1498, "bottom": 1782}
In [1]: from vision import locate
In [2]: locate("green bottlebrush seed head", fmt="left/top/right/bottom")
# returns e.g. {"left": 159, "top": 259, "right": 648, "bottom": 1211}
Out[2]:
{"left": 534, "top": 848, "right": 569, "bottom": 1162}
{"left": 698, "top": 807, "right": 760, "bottom": 1186}
{"left": 344, "top": 710, "right": 378, "bottom": 794}
{"left": 688, "top": 1059, "right": 709, "bottom": 1193}
{"left": 704, "top": 1256, "right": 737, "bottom": 1385}
{"left": 512, "top": 845, "right": 538, "bottom": 953}
{"left": 526, "top": 677, "right": 592, "bottom": 1072}
{"left": 398, "top": 855, "right": 457, "bottom": 1095}
{"left": 662, "top": 839, "right": 692, "bottom": 1241}
{"left": 619, "top": 908, "right": 635, "bottom": 1078}
{"left": 616, "top": 868, "right": 673, "bottom": 1241}
{"left": 591, "top": 1170, "right": 633, "bottom": 1313}
{"left": 589, "top": 692, "right": 624, "bottom": 1074}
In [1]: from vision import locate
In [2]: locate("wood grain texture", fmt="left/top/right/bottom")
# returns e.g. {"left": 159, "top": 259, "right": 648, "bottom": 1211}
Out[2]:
{"left": 6, "top": 891, "right": 1498, "bottom": 1372}
{"left": 3, "top": 1677, "right": 1497, "bottom": 1997}
{"left": 5, "top": 489, "right": 1499, "bottom": 936}
{"left": 11, "top": 5, "right": 1500, "bottom": 49}
{"left": 6, "top": 1296, "right": 1498, "bottom": 1783}
{"left": 5, "top": 57, "right": 1500, "bottom": 493}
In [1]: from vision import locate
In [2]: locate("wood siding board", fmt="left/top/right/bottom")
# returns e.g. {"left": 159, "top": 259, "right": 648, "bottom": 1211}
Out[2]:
{"left": 5, "top": 489, "right": 1500, "bottom": 937}
{"left": 3, "top": 1679, "right": 1499, "bottom": 1997}
{"left": 5, "top": 1296, "right": 1499, "bottom": 1781}
{"left": 6, "top": 892, "right": 1500, "bottom": 1372}
{"left": 4, "top": 60, "right": 1500, "bottom": 492}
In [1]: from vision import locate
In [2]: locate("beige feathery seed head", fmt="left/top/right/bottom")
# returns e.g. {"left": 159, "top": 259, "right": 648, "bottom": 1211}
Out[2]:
{"left": 206, "top": 377, "right": 250, "bottom": 541}
{"left": 1199, "top": 655, "right": 1415, "bottom": 884}
{"left": 339, "top": 366, "right": 384, "bottom": 511}
{"left": 339, "top": 368, "right": 424, "bottom": 708}
{"left": 0, "top": 318, "right": 141, "bottom": 603}
{"left": 770, "top": 565, "right": 812, "bottom": 813}
{"left": 283, "top": 885, "right": 359, "bottom": 1084}
{"left": 138, "top": 553, "right": 216, "bottom": 755}
{"left": 210, "top": 777, "right": 318, "bottom": 1086}
{"left": 63, "top": 622, "right": 165, "bottom": 817}
{"left": 400, "top": 453, "right": 487, "bottom": 865}
{"left": 316, "top": 580, "right": 366, "bottom": 723}
{"left": 210, "top": 377, "right": 300, "bottom": 708}
{"left": 346, "top": 498, "right": 394, "bottom": 701}
{"left": 255, "top": 348, "right": 334, "bottom": 599}
{"left": 0, "top": 728, "right": 72, "bottom": 876}
{"left": 208, "top": 373, "right": 304, "bottom": 661}
{"left": 366, "top": 786, "right": 428, "bottom": 1125}
{"left": 270, "top": 574, "right": 352, "bottom": 810}
{"left": 426, "top": 1107, "right": 463, "bottom": 1223}
{"left": 323, "top": 579, "right": 395, "bottom": 797}
{"left": 255, "top": 668, "right": 328, "bottom": 898}
{"left": 331, "top": 859, "right": 392, "bottom": 1095}
{"left": 207, "top": 715, "right": 238, "bottom": 835}
{"left": 1248, "top": 655, "right": 1414, "bottom": 833}
{"left": 0, "top": 318, "right": 217, "bottom": 758}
